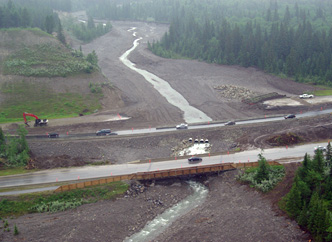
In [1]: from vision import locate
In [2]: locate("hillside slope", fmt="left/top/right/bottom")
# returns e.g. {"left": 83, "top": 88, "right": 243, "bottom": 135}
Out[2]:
{"left": 0, "top": 28, "right": 123, "bottom": 123}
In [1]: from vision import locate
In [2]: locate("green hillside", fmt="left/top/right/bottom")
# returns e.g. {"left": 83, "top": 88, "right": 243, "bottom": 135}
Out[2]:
{"left": 0, "top": 28, "right": 110, "bottom": 123}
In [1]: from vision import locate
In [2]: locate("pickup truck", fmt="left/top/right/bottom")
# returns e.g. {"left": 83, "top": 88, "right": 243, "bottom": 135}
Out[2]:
{"left": 299, "top": 94, "right": 314, "bottom": 99}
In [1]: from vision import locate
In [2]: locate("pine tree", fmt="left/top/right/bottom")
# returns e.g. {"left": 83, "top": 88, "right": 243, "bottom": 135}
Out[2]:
{"left": 45, "top": 15, "right": 54, "bottom": 34}
{"left": 313, "top": 150, "right": 325, "bottom": 175}
{"left": 0, "top": 127, "right": 5, "bottom": 155}
{"left": 254, "top": 154, "right": 270, "bottom": 183}
{"left": 57, "top": 22, "right": 66, "bottom": 45}
{"left": 283, "top": 6, "right": 291, "bottom": 24}
{"left": 285, "top": 176, "right": 303, "bottom": 218}
{"left": 87, "top": 15, "right": 95, "bottom": 29}
{"left": 326, "top": 142, "right": 332, "bottom": 167}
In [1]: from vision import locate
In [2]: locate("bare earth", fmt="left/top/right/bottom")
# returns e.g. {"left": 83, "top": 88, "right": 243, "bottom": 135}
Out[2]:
{"left": 2, "top": 20, "right": 331, "bottom": 241}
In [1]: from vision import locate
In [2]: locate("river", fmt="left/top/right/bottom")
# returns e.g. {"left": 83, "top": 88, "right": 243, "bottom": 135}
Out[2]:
{"left": 119, "top": 27, "right": 212, "bottom": 124}
{"left": 124, "top": 181, "right": 208, "bottom": 242}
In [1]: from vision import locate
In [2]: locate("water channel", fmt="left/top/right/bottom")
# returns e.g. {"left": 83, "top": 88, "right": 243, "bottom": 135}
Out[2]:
{"left": 119, "top": 28, "right": 212, "bottom": 124}
{"left": 124, "top": 181, "right": 208, "bottom": 242}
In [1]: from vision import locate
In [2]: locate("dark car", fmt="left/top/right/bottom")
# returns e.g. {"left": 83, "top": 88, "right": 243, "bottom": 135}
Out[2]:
{"left": 188, "top": 156, "right": 202, "bottom": 163}
{"left": 284, "top": 114, "right": 296, "bottom": 119}
{"left": 96, "top": 129, "right": 111, "bottom": 136}
{"left": 225, "top": 121, "right": 236, "bottom": 126}
{"left": 48, "top": 133, "right": 59, "bottom": 138}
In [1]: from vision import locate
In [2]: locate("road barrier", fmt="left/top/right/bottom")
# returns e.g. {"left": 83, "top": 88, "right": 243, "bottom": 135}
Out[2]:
{"left": 54, "top": 161, "right": 280, "bottom": 193}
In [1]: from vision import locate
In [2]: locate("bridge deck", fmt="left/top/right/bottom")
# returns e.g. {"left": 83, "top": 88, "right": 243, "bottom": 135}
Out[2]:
{"left": 54, "top": 161, "right": 280, "bottom": 192}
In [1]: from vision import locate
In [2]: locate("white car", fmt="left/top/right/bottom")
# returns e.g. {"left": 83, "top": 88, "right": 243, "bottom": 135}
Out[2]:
{"left": 314, "top": 146, "right": 326, "bottom": 152}
{"left": 299, "top": 94, "right": 314, "bottom": 99}
{"left": 176, "top": 123, "right": 188, "bottom": 129}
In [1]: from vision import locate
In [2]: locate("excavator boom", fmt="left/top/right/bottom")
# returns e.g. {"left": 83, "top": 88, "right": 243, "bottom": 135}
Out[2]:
{"left": 23, "top": 113, "right": 48, "bottom": 127}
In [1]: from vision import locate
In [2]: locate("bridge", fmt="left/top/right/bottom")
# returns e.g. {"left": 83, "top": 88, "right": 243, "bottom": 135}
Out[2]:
{"left": 55, "top": 161, "right": 280, "bottom": 192}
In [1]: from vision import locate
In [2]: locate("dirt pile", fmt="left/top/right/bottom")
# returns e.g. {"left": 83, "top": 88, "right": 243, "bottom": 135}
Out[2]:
{"left": 267, "top": 132, "right": 304, "bottom": 146}
{"left": 214, "top": 84, "right": 260, "bottom": 100}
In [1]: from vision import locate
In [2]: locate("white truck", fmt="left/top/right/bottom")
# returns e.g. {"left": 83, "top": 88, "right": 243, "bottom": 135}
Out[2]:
{"left": 299, "top": 93, "right": 314, "bottom": 99}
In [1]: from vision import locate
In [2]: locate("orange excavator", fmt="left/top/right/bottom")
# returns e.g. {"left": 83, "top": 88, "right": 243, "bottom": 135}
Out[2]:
{"left": 23, "top": 113, "right": 48, "bottom": 127}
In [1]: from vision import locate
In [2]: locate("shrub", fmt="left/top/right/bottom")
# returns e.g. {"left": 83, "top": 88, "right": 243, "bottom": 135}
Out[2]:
{"left": 14, "top": 224, "right": 19, "bottom": 235}
{"left": 30, "top": 199, "right": 84, "bottom": 213}
{"left": 236, "top": 154, "right": 285, "bottom": 192}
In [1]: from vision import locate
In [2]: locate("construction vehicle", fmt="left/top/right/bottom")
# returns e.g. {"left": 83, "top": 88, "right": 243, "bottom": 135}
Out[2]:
{"left": 23, "top": 112, "right": 48, "bottom": 127}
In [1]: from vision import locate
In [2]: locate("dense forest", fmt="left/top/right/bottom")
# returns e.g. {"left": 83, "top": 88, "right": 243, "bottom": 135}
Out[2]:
{"left": 0, "top": 0, "right": 111, "bottom": 43}
{"left": 0, "top": 0, "right": 58, "bottom": 32}
{"left": 147, "top": 0, "right": 332, "bottom": 85}
{"left": 285, "top": 148, "right": 332, "bottom": 241}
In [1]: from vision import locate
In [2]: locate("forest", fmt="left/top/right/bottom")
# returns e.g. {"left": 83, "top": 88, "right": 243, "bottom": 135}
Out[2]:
{"left": 0, "top": 0, "right": 111, "bottom": 42}
{"left": 285, "top": 148, "right": 332, "bottom": 241}
{"left": 147, "top": 0, "right": 332, "bottom": 85}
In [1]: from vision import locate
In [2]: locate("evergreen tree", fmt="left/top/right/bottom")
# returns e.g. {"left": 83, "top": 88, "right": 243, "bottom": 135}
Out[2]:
{"left": 21, "top": 7, "right": 30, "bottom": 27}
{"left": 45, "top": 15, "right": 54, "bottom": 34}
{"left": 326, "top": 142, "right": 332, "bottom": 167}
{"left": 87, "top": 15, "right": 95, "bottom": 29}
{"left": 307, "top": 191, "right": 330, "bottom": 239}
{"left": 266, "top": 9, "right": 271, "bottom": 21}
{"left": 0, "top": 127, "right": 5, "bottom": 155}
{"left": 17, "top": 125, "right": 28, "bottom": 154}
{"left": 254, "top": 154, "right": 270, "bottom": 183}
{"left": 285, "top": 176, "right": 303, "bottom": 218}
{"left": 57, "top": 22, "right": 66, "bottom": 45}
{"left": 313, "top": 150, "right": 325, "bottom": 175}
{"left": 86, "top": 50, "right": 98, "bottom": 66}
{"left": 297, "top": 203, "right": 308, "bottom": 227}
{"left": 283, "top": 6, "right": 291, "bottom": 24}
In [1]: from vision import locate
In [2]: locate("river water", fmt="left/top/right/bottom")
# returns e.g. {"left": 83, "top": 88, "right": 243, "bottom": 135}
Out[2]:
{"left": 124, "top": 181, "right": 208, "bottom": 242}
{"left": 119, "top": 27, "right": 212, "bottom": 124}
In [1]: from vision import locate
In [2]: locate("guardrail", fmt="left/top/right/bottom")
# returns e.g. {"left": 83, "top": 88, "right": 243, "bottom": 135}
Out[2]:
{"left": 54, "top": 161, "right": 280, "bottom": 193}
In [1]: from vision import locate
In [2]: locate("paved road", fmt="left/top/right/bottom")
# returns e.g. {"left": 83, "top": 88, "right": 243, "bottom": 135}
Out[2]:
{"left": 0, "top": 142, "right": 326, "bottom": 194}
{"left": 26, "top": 108, "right": 332, "bottom": 139}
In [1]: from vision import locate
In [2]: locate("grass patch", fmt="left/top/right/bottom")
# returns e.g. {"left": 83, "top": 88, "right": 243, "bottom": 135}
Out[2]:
{"left": 314, "top": 89, "right": 332, "bottom": 96}
{"left": 3, "top": 43, "right": 96, "bottom": 77}
{"left": 0, "top": 166, "right": 36, "bottom": 176}
{"left": 0, "top": 80, "right": 101, "bottom": 123}
{"left": 0, "top": 28, "right": 52, "bottom": 38}
{"left": 0, "top": 181, "right": 129, "bottom": 217}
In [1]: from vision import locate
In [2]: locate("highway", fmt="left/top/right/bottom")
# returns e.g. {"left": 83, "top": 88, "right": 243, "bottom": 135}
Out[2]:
{"left": 0, "top": 141, "right": 327, "bottom": 192}
{"left": 26, "top": 108, "right": 332, "bottom": 139}
{"left": 3, "top": 107, "right": 331, "bottom": 195}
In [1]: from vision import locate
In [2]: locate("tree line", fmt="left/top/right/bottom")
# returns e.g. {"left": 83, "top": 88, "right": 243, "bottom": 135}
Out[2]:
{"left": 0, "top": 0, "right": 59, "bottom": 31}
{"left": 147, "top": 0, "right": 332, "bottom": 86}
{"left": 62, "top": 15, "right": 112, "bottom": 43}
